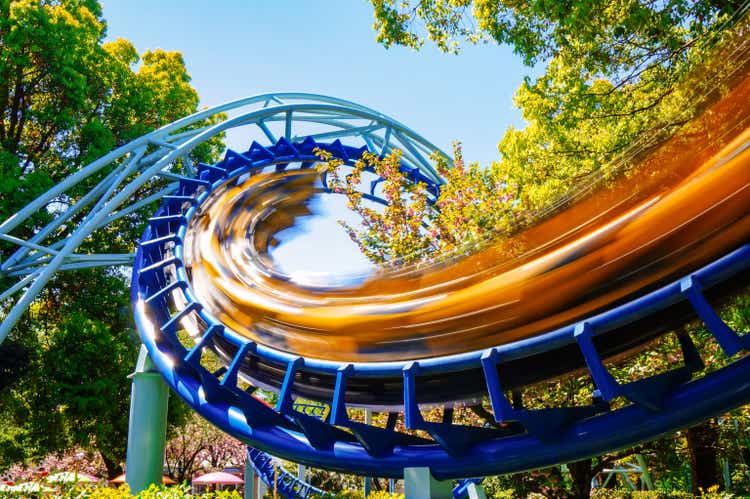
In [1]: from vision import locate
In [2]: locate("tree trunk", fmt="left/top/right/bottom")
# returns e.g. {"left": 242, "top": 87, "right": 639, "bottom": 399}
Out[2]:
{"left": 685, "top": 419, "right": 720, "bottom": 493}
{"left": 567, "top": 458, "right": 594, "bottom": 499}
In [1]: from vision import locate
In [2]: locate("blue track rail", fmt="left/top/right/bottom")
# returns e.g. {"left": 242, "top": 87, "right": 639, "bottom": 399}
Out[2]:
{"left": 248, "top": 447, "right": 480, "bottom": 498}
{"left": 132, "top": 136, "right": 750, "bottom": 479}
{"left": 247, "top": 447, "right": 326, "bottom": 498}
{"left": 246, "top": 403, "right": 481, "bottom": 498}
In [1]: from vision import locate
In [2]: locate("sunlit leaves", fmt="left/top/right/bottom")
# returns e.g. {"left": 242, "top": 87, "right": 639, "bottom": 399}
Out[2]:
{"left": 316, "top": 143, "right": 518, "bottom": 264}
{"left": 0, "top": 0, "right": 220, "bottom": 476}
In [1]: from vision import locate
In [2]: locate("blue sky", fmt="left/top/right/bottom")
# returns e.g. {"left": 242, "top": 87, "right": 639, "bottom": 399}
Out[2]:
{"left": 101, "top": 1, "right": 535, "bottom": 276}
{"left": 101, "top": 0, "right": 532, "bottom": 167}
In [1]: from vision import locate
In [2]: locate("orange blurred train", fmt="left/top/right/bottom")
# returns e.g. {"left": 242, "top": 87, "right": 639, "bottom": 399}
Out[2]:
{"left": 183, "top": 65, "right": 750, "bottom": 364}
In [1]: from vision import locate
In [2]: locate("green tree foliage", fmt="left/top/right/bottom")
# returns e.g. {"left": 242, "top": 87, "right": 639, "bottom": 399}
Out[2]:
{"left": 0, "top": 0, "right": 218, "bottom": 477}
{"left": 21, "top": 270, "right": 136, "bottom": 476}
{"left": 369, "top": 1, "right": 748, "bottom": 212}
{"left": 369, "top": 0, "right": 742, "bottom": 62}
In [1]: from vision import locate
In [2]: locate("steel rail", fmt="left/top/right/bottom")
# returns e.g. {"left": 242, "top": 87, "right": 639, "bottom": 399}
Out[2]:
{"left": 0, "top": 94, "right": 448, "bottom": 344}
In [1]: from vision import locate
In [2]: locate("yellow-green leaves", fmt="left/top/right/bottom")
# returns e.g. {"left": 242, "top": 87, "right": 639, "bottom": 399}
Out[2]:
{"left": 316, "top": 142, "right": 519, "bottom": 264}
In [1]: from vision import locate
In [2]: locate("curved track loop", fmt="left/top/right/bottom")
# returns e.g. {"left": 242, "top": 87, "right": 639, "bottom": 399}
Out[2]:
{"left": 132, "top": 123, "right": 750, "bottom": 477}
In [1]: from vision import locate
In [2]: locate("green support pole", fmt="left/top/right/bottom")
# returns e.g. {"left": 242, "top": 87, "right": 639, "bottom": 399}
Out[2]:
{"left": 722, "top": 458, "right": 731, "bottom": 490}
{"left": 634, "top": 454, "right": 654, "bottom": 491}
{"left": 404, "top": 467, "right": 452, "bottom": 499}
{"left": 126, "top": 345, "right": 169, "bottom": 493}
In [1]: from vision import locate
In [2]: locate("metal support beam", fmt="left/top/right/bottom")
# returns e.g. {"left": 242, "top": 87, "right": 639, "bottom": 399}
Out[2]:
{"left": 244, "top": 457, "right": 257, "bottom": 499}
{"left": 722, "top": 458, "right": 731, "bottom": 490}
{"left": 622, "top": 471, "right": 637, "bottom": 490}
{"left": 364, "top": 409, "right": 373, "bottom": 497}
{"left": 404, "top": 467, "right": 452, "bottom": 499}
{"left": 126, "top": 345, "right": 169, "bottom": 493}
{"left": 634, "top": 453, "right": 654, "bottom": 490}
{"left": 466, "top": 482, "right": 487, "bottom": 499}
{"left": 0, "top": 93, "right": 450, "bottom": 348}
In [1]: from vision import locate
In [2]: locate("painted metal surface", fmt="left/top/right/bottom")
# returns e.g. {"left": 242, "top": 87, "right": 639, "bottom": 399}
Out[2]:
{"left": 0, "top": 93, "right": 449, "bottom": 345}
{"left": 246, "top": 412, "right": 484, "bottom": 498}
{"left": 131, "top": 133, "right": 750, "bottom": 478}
{"left": 247, "top": 448, "right": 325, "bottom": 498}
{"left": 125, "top": 346, "right": 170, "bottom": 493}
{"left": 245, "top": 404, "right": 483, "bottom": 498}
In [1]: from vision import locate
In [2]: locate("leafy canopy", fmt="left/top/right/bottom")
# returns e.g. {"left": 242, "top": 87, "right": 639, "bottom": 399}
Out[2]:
{"left": 0, "top": 0, "right": 216, "bottom": 476}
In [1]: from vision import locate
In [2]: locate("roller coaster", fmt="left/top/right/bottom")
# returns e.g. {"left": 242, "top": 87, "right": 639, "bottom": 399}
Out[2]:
{"left": 2, "top": 19, "right": 750, "bottom": 498}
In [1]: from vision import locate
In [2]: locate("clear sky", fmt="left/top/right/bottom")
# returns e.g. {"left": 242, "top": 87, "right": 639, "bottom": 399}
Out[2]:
{"left": 101, "top": 1, "right": 534, "bottom": 276}
{"left": 101, "top": 0, "right": 532, "bottom": 167}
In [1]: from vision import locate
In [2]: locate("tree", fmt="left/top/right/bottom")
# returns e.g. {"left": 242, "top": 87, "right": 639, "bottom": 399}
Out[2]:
{"left": 164, "top": 411, "right": 245, "bottom": 484}
{"left": 369, "top": 0, "right": 742, "bottom": 63}
{"left": 369, "top": 1, "right": 748, "bottom": 214}
{"left": 0, "top": 338, "right": 31, "bottom": 391}
{"left": 316, "top": 142, "right": 519, "bottom": 264}
{"left": 0, "top": 0, "right": 221, "bottom": 477}
{"left": 686, "top": 419, "right": 720, "bottom": 493}
{"left": 4, "top": 446, "right": 108, "bottom": 483}
{"left": 24, "top": 269, "right": 137, "bottom": 477}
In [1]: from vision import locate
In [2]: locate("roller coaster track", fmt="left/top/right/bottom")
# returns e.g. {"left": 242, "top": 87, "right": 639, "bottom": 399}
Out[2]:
{"left": 247, "top": 445, "right": 481, "bottom": 498}
{"left": 127, "top": 132, "right": 750, "bottom": 479}
{"left": 247, "top": 446, "right": 325, "bottom": 498}
{"left": 2, "top": 81, "right": 750, "bottom": 482}
{"left": 245, "top": 405, "right": 481, "bottom": 498}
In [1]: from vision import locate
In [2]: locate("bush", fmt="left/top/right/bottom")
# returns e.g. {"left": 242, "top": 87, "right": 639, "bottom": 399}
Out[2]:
{"left": 0, "top": 483, "right": 242, "bottom": 498}
{"left": 591, "top": 486, "right": 734, "bottom": 499}
{"left": 479, "top": 476, "right": 516, "bottom": 498}
{"left": 309, "top": 491, "right": 404, "bottom": 499}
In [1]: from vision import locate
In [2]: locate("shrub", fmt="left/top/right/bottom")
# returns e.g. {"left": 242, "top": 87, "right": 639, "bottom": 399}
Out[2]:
{"left": 0, "top": 483, "right": 242, "bottom": 498}
{"left": 591, "top": 486, "right": 734, "bottom": 499}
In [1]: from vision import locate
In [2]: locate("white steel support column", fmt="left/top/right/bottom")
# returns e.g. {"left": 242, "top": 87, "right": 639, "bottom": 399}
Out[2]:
{"left": 258, "top": 476, "right": 267, "bottom": 498}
